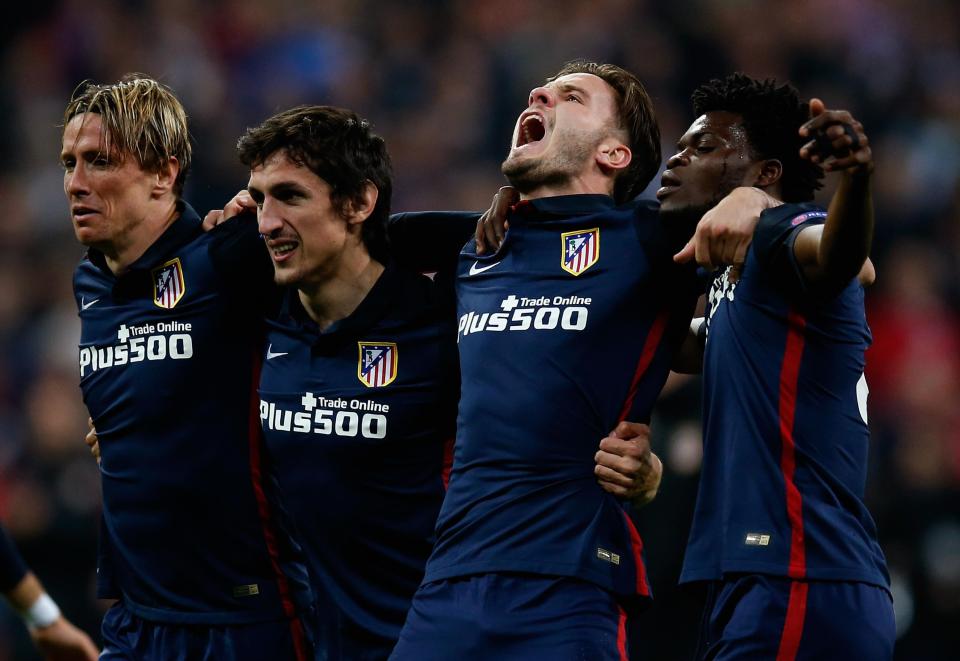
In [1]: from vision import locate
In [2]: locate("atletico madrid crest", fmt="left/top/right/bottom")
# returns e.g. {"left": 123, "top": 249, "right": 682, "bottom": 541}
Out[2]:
{"left": 357, "top": 342, "right": 398, "bottom": 388}
{"left": 560, "top": 228, "right": 600, "bottom": 276}
{"left": 152, "top": 258, "right": 186, "bottom": 309}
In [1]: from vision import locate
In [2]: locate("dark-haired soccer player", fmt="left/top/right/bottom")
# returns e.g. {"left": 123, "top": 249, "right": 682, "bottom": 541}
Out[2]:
{"left": 389, "top": 60, "right": 706, "bottom": 661}
{"left": 63, "top": 76, "right": 313, "bottom": 660}
{"left": 660, "top": 74, "right": 894, "bottom": 659}
{"left": 214, "top": 105, "right": 460, "bottom": 661}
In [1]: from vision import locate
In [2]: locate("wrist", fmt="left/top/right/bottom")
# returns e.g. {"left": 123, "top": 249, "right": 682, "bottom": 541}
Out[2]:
{"left": 20, "top": 593, "right": 61, "bottom": 629}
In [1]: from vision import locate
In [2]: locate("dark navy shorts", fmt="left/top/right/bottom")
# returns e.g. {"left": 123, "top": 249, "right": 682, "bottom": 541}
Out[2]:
{"left": 100, "top": 600, "right": 312, "bottom": 661}
{"left": 389, "top": 573, "right": 629, "bottom": 661}
{"left": 696, "top": 574, "right": 895, "bottom": 660}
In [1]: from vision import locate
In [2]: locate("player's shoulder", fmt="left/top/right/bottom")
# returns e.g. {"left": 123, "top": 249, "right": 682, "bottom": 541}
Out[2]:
{"left": 760, "top": 201, "right": 827, "bottom": 229}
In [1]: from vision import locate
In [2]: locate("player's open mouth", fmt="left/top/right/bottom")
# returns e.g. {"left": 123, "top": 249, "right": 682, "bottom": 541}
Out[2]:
{"left": 269, "top": 241, "right": 298, "bottom": 262}
{"left": 516, "top": 113, "right": 546, "bottom": 148}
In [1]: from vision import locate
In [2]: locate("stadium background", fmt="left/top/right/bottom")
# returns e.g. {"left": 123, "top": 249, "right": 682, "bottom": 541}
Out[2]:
{"left": 0, "top": 0, "right": 957, "bottom": 658}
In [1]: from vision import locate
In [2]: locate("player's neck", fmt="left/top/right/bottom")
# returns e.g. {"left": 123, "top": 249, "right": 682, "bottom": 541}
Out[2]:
{"left": 102, "top": 200, "right": 180, "bottom": 275}
{"left": 297, "top": 249, "right": 384, "bottom": 331}
{"left": 518, "top": 172, "right": 614, "bottom": 201}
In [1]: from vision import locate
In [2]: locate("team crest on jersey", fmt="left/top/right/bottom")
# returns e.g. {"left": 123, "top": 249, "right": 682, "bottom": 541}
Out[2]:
{"left": 560, "top": 228, "right": 599, "bottom": 276}
{"left": 357, "top": 342, "right": 398, "bottom": 388}
{"left": 152, "top": 258, "right": 185, "bottom": 309}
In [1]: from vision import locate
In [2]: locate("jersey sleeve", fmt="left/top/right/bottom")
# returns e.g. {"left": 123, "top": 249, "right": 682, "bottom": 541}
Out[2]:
{"left": 207, "top": 212, "right": 279, "bottom": 316}
{"left": 387, "top": 211, "right": 480, "bottom": 276}
{"left": 751, "top": 204, "right": 828, "bottom": 297}
{"left": 0, "top": 523, "right": 28, "bottom": 593}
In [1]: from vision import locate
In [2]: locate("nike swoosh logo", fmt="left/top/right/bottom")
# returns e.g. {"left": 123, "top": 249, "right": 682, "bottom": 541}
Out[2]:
{"left": 266, "top": 344, "right": 289, "bottom": 360}
{"left": 468, "top": 260, "right": 502, "bottom": 276}
{"left": 81, "top": 298, "right": 99, "bottom": 310}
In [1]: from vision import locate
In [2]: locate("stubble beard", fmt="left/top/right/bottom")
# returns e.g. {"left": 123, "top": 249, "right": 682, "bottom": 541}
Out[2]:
{"left": 501, "top": 126, "right": 603, "bottom": 196}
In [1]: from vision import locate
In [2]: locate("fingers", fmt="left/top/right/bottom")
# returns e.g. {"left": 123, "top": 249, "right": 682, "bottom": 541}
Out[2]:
{"left": 594, "top": 462, "right": 639, "bottom": 489}
{"left": 610, "top": 420, "right": 650, "bottom": 441}
{"left": 799, "top": 104, "right": 872, "bottom": 173}
{"left": 807, "top": 97, "right": 826, "bottom": 119}
{"left": 476, "top": 187, "right": 517, "bottom": 254}
{"left": 84, "top": 421, "right": 97, "bottom": 449}
{"left": 202, "top": 210, "right": 223, "bottom": 231}
{"left": 674, "top": 237, "right": 695, "bottom": 263}
{"left": 203, "top": 190, "right": 256, "bottom": 232}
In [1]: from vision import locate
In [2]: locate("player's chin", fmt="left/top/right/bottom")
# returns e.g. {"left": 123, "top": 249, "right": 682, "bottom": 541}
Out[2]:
{"left": 271, "top": 265, "right": 299, "bottom": 287}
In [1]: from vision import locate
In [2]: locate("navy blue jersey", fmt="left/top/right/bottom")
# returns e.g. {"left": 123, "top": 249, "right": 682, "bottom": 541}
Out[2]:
{"left": 259, "top": 263, "right": 459, "bottom": 659}
{"left": 681, "top": 203, "right": 889, "bottom": 588}
{"left": 422, "top": 195, "right": 699, "bottom": 603}
{"left": 74, "top": 204, "right": 312, "bottom": 625}
{"left": 0, "top": 523, "right": 28, "bottom": 592}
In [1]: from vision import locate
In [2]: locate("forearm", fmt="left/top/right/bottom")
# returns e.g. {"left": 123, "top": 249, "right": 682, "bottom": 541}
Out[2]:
{"left": 816, "top": 168, "right": 874, "bottom": 286}
{"left": 6, "top": 571, "right": 44, "bottom": 611}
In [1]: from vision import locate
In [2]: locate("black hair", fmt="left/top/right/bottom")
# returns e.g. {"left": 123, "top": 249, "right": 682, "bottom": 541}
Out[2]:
{"left": 237, "top": 105, "right": 392, "bottom": 263}
{"left": 692, "top": 73, "right": 823, "bottom": 202}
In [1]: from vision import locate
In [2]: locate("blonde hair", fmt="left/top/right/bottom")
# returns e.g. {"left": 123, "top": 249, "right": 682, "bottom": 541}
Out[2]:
{"left": 63, "top": 74, "right": 192, "bottom": 196}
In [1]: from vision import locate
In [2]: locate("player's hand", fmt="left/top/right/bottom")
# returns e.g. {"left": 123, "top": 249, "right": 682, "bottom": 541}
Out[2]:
{"left": 673, "top": 186, "right": 783, "bottom": 276}
{"left": 799, "top": 99, "right": 873, "bottom": 174}
{"left": 202, "top": 190, "right": 257, "bottom": 231}
{"left": 594, "top": 421, "right": 663, "bottom": 507}
{"left": 30, "top": 616, "right": 99, "bottom": 661}
{"left": 84, "top": 418, "right": 100, "bottom": 466}
{"left": 859, "top": 258, "right": 876, "bottom": 286}
{"left": 475, "top": 186, "right": 517, "bottom": 254}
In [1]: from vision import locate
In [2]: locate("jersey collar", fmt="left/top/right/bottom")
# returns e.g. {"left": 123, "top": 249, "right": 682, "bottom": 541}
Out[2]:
{"left": 282, "top": 260, "right": 399, "bottom": 345}
{"left": 509, "top": 194, "right": 616, "bottom": 222}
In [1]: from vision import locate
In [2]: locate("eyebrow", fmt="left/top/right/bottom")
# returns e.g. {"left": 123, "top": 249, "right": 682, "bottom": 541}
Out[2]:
{"left": 248, "top": 181, "right": 309, "bottom": 198}
{"left": 553, "top": 82, "right": 591, "bottom": 98}
{"left": 676, "top": 130, "right": 716, "bottom": 150}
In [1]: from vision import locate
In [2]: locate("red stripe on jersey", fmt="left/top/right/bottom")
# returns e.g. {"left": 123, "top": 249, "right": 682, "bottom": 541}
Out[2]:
{"left": 775, "top": 580, "right": 809, "bottom": 661}
{"left": 621, "top": 511, "right": 651, "bottom": 597}
{"left": 616, "top": 604, "right": 629, "bottom": 660}
{"left": 246, "top": 352, "right": 309, "bottom": 661}
{"left": 778, "top": 309, "right": 807, "bottom": 578}
{"left": 617, "top": 311, "right": 670, "bottom": 422}
{"left": 441, "top": 436, "right": 455, "bottom": 490}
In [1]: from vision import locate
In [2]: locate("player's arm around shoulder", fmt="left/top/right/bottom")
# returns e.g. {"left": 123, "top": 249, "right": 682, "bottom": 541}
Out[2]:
{"left": 794, "top": 99, "right": 875, "bottom": 293}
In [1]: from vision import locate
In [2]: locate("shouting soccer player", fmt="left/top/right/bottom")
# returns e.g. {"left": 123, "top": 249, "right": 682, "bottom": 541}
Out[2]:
{"left": 63, "top": 76, "right": 313, "bottom": 659}
{"left": 388, "top": 61, "right": 706, "bottom": 661}
{"left": 661, "top": 74, "right": 894, "bottom": 660}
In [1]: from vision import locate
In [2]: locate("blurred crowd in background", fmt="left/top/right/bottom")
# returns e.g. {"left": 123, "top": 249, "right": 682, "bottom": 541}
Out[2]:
{"left": 0, "top": 0, "right": 957, "bottom": 658}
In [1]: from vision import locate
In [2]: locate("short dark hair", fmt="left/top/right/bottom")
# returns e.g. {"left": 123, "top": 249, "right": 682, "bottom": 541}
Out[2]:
{"left": 63, "top": 74, "right": 192, "bottom": 197}
{"left": 237, "top": 106, "right": 392, "bottom": 263}
{"left": 691, "top": 73, "right": 823, "bottom": 202}
{"left": 550, "top": 60, "right": 661, "bottom": 204}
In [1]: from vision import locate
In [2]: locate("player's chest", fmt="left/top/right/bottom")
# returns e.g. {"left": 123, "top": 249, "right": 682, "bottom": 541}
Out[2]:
{"left": 258, "top": 326, "right": 451, "bottom": 448}
{"left": 77, "top": 255, "right": 237, "bottom": 384}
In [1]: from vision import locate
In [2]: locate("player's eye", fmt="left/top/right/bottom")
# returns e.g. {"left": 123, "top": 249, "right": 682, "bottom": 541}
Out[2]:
{"left": 566, "top": 94, "right": 582, "bottom": 103}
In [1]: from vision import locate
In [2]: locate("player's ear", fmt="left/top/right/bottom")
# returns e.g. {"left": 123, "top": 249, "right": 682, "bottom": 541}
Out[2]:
{"left": 597, "top": 140, "right": 632, "bottom": 174}
{"left": 345, "top": 181, "right": 379, "bottom": 226}
{"left": 752, "top": 159, "right": 782, "bottom": 188}
{"left": 152, "top": 157, "right": 180, "bottom": 198}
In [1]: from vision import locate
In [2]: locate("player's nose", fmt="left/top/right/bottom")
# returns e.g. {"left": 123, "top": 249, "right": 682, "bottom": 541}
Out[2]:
{"left": 528, "top": 86, "right": 556, "bottom": 108}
